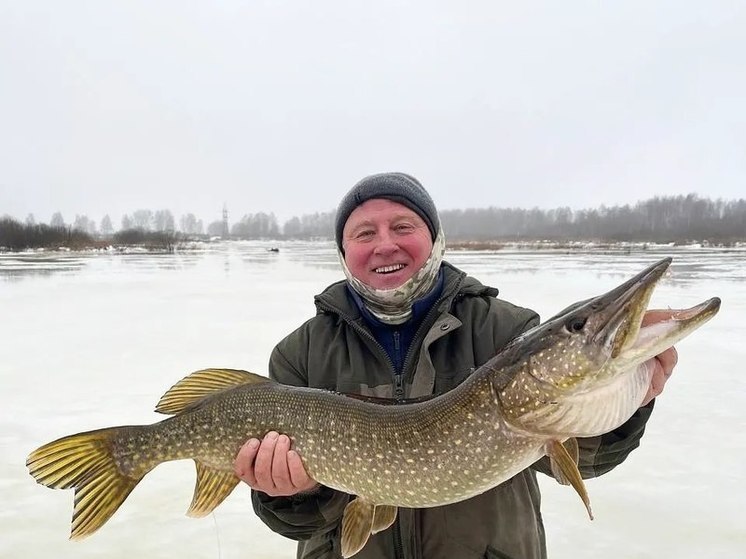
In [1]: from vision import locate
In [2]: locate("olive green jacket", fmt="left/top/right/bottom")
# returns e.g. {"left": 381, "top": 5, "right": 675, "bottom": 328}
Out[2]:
{"left": 252, "top": 262, "right": 653, "bottom": 559}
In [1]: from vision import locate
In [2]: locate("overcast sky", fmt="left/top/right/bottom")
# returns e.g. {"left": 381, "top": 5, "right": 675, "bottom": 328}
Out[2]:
{"left": 1, "top": 1, "right": 744, "bottom": 227}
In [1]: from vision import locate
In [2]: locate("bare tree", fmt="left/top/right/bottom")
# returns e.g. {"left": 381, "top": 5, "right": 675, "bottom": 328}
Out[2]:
{"left": 73, "top": 214, "right": 92, "bottom": 233}
{"left": 283, "top": 216, "right": 301, "bottom": 237}
{"left": 132, "top": 209, "right": 153, "bottom": 231}
{"left": 280, "top": 211, "right": 334, "bottom": 239}
{"left": 50, "top": 212, "right": 65, "bottom": 228}
{"left": 232, "top": 212, "right": 280, "bottom": 239}
{"left": 100, "top": 215, "right": 114, "bottom": 236}
{"left": 153, "top": 209, "right": 175, "bottom": 232}
{"left": 179, "top": 213, "right": 198, "bottom": 234}
{"left": 206, "top": 220, "right": 224, "bottom": 237}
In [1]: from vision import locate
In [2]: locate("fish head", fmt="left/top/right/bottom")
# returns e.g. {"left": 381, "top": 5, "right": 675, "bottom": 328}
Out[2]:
{"left": 496, "top": 257, "right": 720, "bottom": 433}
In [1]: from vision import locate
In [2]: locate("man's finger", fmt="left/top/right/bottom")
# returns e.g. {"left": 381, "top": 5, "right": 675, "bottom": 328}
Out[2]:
{"left": 272, "top": 435, "right": 292, "bottom": 489}
{"left": 254, "top": 432, "right": 279, "bottom": 491}
{"left": 288, "top": 449, "right": 310, "bottom": 489}
{"left": 657, "top": 346, "right": 678, "bottom": 376}
{"left": 650, "top": 366, "right": 665, "bottom": 395}
{"left": 234, "top": 438, "right": 260, "bottom": 486}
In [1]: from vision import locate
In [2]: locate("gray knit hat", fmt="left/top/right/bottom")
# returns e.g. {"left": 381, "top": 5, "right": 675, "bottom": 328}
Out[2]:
{"left": 335, "top": 172, "right": 440, "bottom": 252}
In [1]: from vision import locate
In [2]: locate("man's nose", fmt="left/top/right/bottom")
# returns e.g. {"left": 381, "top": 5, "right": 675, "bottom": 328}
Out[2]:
{"left": 373, "top": 231, "right": 398, "bottom": 254}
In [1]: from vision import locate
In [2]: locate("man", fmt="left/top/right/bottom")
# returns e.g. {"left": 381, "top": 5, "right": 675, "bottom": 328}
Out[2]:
{"left": 234, "top": 172, "right": 677, "bottom": 558}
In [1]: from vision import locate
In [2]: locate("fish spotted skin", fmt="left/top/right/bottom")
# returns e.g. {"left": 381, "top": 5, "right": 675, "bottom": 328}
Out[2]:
{"left": 26, "top": 258, "right": 721, "bottom": 557}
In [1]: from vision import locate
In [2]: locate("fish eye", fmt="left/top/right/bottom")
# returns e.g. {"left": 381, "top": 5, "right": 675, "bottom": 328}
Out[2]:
{"left": 566, "top": 316, "right": 587, "bottom": 333}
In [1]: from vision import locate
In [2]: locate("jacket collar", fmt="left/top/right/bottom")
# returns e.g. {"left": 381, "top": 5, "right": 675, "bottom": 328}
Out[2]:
{"left": 313, "top": 261, "right": 499, "bottom": 319}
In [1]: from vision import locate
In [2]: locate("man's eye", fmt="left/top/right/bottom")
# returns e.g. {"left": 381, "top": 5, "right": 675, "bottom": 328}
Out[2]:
{"left": 394, "top": 224, "right": 414, "bottom": 233}
{"left": 355, "top": 230, "right": 374, "bottom": 239}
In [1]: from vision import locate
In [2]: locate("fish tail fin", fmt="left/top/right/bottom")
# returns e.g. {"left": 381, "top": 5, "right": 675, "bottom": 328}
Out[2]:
{"left": 186, "top": 460, "right": 240, "bottom": 517}
{"left": 27, "top": 427, "right": 148, "bottom": 539}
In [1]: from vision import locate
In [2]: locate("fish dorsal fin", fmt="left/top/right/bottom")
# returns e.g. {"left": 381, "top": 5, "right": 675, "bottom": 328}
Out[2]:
{"left": 155, "top": 368, "right": 270, "bottom": 415}
{"left": 545, "top": 439, "right": 594, "bottom": 520}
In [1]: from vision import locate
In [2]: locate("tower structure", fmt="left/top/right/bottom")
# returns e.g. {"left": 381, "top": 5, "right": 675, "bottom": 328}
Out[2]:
{"left": 222, "top": 204, "right": 229, "bottom": 239}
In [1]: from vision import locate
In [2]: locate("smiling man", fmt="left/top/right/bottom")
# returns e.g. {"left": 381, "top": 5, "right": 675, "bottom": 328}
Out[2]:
{"left": 341, "top": 198, "right": 433, "bottom": 290}
{"left": 234, "top": 172, "right": 678, "bottom": 559}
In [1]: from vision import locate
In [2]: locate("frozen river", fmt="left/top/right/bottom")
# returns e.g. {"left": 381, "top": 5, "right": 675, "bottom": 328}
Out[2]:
{"left": 1, "top": 242, "right": 744, "bottom": 558}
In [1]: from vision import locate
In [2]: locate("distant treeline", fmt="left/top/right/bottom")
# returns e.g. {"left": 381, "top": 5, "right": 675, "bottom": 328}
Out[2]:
{"left": 230, "top": 211, "right": 334, "bottom": 239}
{"left": 0, "top": 217, "right": 181, "bottom": 252}
{"left": 228, "top": 194, "right": 746, "bottom": 243}
{"left": 0, "top": 219, "right": 94, "bottom": 251}
{"left": 2, "top": 194, "right": 745, "bottom": 251}
{"left": 440, "top": 195, "right": 746, "bottom": 243}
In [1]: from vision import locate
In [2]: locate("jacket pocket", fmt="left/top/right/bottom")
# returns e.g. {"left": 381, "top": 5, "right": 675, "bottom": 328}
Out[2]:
{"left": 485, "top": 545, "right": 514, "bottom": 559}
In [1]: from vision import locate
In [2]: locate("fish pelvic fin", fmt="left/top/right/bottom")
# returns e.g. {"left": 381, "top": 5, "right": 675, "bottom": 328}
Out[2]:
{"left": 26, "top": 427, "right": 148, "bottom": 540}
{"left": 371, "top": 505, "right": 397, "bottom": 534}
{"left": 155, "top": 368, "right": 270, "bottom": 414}
{"left": 546, "top": 439, "right": 594, "bottom": 520}
{"left": 341, "top": 497, "right": 376, "bottom": 558}
{"left": 186, "top": 461, "right": 240, "bottom": 518}
{"left": 549, "top": 438, "right": 580, "bottom": 486}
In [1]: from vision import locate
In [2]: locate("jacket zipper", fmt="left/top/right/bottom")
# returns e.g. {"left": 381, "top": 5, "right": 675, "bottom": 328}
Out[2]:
{"left": 394, "top": 372, "right": 404, "bottom": 399}
{"left": 393, "top": 332, "right": 404, "bottom": 398}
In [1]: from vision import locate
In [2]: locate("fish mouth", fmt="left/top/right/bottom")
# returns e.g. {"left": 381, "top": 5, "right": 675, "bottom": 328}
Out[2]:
{"left": 615, "top": 296, "right": 721, "bottom": 370}
{"left": 588, "top": 258, "right": 673, "bottom": 356}
{"left": 582, "top": 257, "right": 720, "bottom": 369}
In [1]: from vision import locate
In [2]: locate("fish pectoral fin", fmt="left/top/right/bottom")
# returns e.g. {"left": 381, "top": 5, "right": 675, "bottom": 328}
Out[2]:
{"left": 156, "top": 368, "right": 270, "bottom": 414}
{"left": 549, "top": 438, "right": 580, "bottom": 486}
{"left": 341, "top": 497, "right": 376, "bottom": 558}
{"left": 545, "top": 439, "right": 594, "bottom": 520}
{"left": 187, "top": 461, "right": 240, "bottom": 518}
{"left": 371, "top": 505, "right": 397, "bottom": 534}
{"left": 26, "top": 427, "right": 147, "bottom": 540}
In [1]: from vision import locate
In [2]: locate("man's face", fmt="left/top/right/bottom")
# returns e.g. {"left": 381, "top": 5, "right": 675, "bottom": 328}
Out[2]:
{"left": 342, "top": 198, "right": 434, "bottom": 290}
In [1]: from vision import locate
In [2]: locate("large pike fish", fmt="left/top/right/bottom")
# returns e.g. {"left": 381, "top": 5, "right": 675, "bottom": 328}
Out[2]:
{"left": 27, "top": 258, "right": 720, "bottom": 557}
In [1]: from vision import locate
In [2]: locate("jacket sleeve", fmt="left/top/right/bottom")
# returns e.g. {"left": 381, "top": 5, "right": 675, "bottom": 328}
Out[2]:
{"left": 250, "top": 332, "right": 350, "bottom": 541}
{"left": 531, "top": 400, "right": 655, "bottom": 479}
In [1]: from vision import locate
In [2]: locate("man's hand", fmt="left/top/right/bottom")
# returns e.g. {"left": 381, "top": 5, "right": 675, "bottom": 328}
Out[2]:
{"left": 234, "top": 431, "right": 319, "bottom": 497}
{"left": 640, "top": 310, "right": 679, "bottom": 407}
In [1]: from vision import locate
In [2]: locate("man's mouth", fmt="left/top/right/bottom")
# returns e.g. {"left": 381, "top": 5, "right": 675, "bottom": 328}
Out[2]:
{"left": 374, "top": 264, "right": 406, "bottom": 274}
